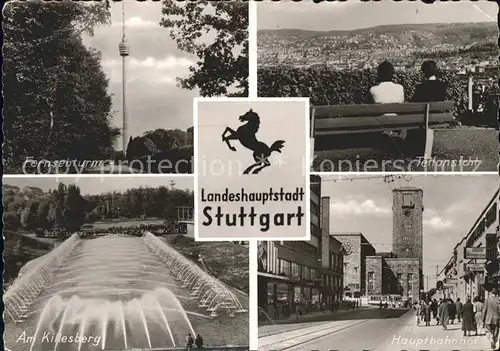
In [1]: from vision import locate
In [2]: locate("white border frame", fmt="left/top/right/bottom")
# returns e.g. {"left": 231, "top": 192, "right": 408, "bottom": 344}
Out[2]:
{"left": 193, "top": 97, "right": 311, "bottom": 242}
{"left": 3, "top": 174, "right": 193, "bottom": 178}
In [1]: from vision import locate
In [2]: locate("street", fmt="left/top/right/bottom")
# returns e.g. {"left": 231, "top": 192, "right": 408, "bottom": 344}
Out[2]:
{"left": 258, "top": 307, "right": 491, "bottom": 351}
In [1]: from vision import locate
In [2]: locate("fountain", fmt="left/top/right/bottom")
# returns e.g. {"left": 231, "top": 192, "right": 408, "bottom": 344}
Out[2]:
{"left": 144, "top": 233, "right": 247, "bottom": 317}
{"left": 28, "top": 288, "right": 195, "bottom": 351}
{"left": 5, "top": 234, "right": 248, "bottom": 350}
{"left": 4, "top": 234, "right": 80, "bottom": 323}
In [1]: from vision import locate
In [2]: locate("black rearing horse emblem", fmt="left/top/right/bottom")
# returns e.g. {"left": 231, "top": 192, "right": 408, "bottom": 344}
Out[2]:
{"left": 221, "top": 109, "right": 285, "bottom": 174}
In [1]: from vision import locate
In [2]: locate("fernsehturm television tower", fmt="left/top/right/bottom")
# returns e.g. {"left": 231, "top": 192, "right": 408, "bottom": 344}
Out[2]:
{"left": 118, "top": 1, "right": 130, "bottom": 153}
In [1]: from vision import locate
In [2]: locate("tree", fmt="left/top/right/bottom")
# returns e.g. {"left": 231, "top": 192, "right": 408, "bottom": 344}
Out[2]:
{"left": 7, "top": 197, "right": 25, "bottom": 213}
{"left": 37, "top": 201, "right": 52, "bottom": 230}
{"left": 82, "top": 186, "right": 193, "bottom": 220}
{"left": 186, "top": 127, "right": 194, "bottom": 145}
{"left": 64, "top": 184, "right": 86, "bottom": 232}
{"left": 4, "top": 212, "right": 21, "bottom": 231}
{"left": 160, "top": 1, "right": 248, "bottom": 97}
{"left": 3, "top": 1, "right": 119, "bottom": 173}
{"left": 21, "top": 200, "right": 40, "bottom": 230}
{"left": 48, "top": 183, "right": 66, "bottom": 228}
{"left": 125, "top": 136, "right": 134, "bottom": 160}
{"left": 164, "top": 189, "right": 193, "bottom": 220}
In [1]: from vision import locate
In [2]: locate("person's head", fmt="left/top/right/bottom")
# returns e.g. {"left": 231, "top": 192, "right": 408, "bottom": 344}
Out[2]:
{"left": 456, "top": 298, "right": 460, "bottom": 302}
{"left": 421, "top": 60, "right": 438, "bottom": 79}
{"left": 376, "top": 60, "right": 395, "bottom": 83}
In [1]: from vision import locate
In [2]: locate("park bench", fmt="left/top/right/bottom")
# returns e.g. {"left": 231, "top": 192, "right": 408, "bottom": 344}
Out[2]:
{"left": 310, "top": 101, "right": 455, "bottom": 158}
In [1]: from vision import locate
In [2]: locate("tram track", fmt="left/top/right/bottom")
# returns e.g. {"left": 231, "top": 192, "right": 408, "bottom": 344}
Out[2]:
{"left": 260, "top": 319, "right": 369, "bottom": 351}
{"left": 259, "top": 320, "right": 334, "bottom": 338}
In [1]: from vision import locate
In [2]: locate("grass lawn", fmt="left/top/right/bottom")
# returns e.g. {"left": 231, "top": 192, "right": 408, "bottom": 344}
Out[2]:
{"left": 313, "top": 127, "right": 498, "bottom": 172}
{"left": 163, "top": 235, "right": 249, "bottom": 293}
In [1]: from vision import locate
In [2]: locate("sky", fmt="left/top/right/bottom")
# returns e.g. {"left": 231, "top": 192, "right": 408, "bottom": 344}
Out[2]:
{"left": 3, "top": 176, "right": 194, "bottom": 195}
{"left": 257, "top": 0, "right": 497, "bottom": 30}
{"left": 82, "top": 1, "right": 198, "bottom": 146}
{"left": 321, "top": 174, "right": 499, "bottom": 288}
{"left": 196, "top": 99, "right": 309, "bottom": 239}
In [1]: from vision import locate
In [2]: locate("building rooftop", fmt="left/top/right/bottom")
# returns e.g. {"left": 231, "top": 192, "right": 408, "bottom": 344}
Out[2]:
{"left": 385, "top": 257, "right": 420, "bottom": 261}
{"left": 392, "top": 187, "right": 423, "bottom": 192}
{"left": 376, "top": 252, "right": 396, "bottom": 258}
{"left": 331, "top": 232, "right": 375, "bottom": 246}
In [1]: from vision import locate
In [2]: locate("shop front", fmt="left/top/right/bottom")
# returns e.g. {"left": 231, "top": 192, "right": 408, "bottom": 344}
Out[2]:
{"left": 257, "top": 272, "right": 290, "bottom": 321}
{"left": 258, "top": 272, "right": 327, "bottom": 320}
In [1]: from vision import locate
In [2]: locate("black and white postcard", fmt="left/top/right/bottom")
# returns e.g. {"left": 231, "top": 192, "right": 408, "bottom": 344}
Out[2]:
{"left": 3, "top": 0, "right": 248, "bottom": 174}
{"left": 258, "top": 174, "right": 499, "bottom": 351}
{"left": 3, "top": 176, "right": 249, "bottom": 350}
{"left": 257, "top": 1, "right": 498, "bottom": 172}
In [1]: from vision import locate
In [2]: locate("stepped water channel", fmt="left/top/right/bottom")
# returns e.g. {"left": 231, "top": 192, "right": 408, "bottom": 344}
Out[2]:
{"left": 4, "top": 233, "right": 248, "bottom": 351}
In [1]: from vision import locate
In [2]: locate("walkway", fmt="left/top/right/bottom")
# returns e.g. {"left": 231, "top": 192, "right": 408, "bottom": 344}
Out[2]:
{"left": 378, "top": 311, "right": 491, "bottom": 351}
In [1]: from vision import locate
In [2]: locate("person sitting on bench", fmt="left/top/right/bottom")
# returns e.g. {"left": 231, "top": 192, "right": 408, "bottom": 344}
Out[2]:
{"left": 369, "top": 60, "right": 405, "bottom": 104}
{"left": 411, "top": 60, "right": 447, "bottom": 102}
{"left": 369, "top": 61, "right": 405, "bottom": 139}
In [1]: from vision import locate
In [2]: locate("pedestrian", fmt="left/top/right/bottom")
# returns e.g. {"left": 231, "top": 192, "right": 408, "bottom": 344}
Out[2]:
{"left": 483, "top": 289, "right": 499, "bottom": 350}
{"left": 415, "top": 301, "right": 422, "bottom": 326}
{"left": 473, "top": 296, "right": 484, "bottom": 336}
{"left": 436, "top": 299, "right": 443, "bottom": 325}
{"left": 275, "top": 301, "right": 281, "bottom": 320}
{"left": 438, "top": 299, "right": 449, "bottom": 330}
{"left": 448, "top": 298, "right": 456, "bottom": 324}
{"left": 431, "top": 299, "right": 438, "bottom": 323}
{"left": 455, "top": 298, "right": 463, "bottom": 323}
{"left": 461, "top": 297, "right": 476, "bottom": 337}
{"left": 195, "top": 333, "right": 203, "bottom": 348}
{"left": 186, "top": 333, "right": 194, "bottom": 351}
{"left": 422, "top": 300, "right": 431, "bottom": 326}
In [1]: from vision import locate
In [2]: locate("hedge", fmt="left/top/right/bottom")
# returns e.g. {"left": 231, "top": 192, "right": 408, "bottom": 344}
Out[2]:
{"left": 257, "top": 67, "right": 496, "bottom": 119}
{"left": 4, "top": 212, "right": 21, "bottom": 231}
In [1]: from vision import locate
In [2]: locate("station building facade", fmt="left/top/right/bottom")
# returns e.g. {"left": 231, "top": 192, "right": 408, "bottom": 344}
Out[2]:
{"left": 332, "top": 233, "right": 375, "bottom": 297}
{"left": 335, "top": 187, "right": 424, "bottom": 302}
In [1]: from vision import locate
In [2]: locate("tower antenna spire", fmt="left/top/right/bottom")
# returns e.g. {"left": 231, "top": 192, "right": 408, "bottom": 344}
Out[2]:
{"left": 119, "top": 1, "right": 130, "bottom": 153}
{"left": 122, "top": 0, "right": 126, "bottom": 40}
